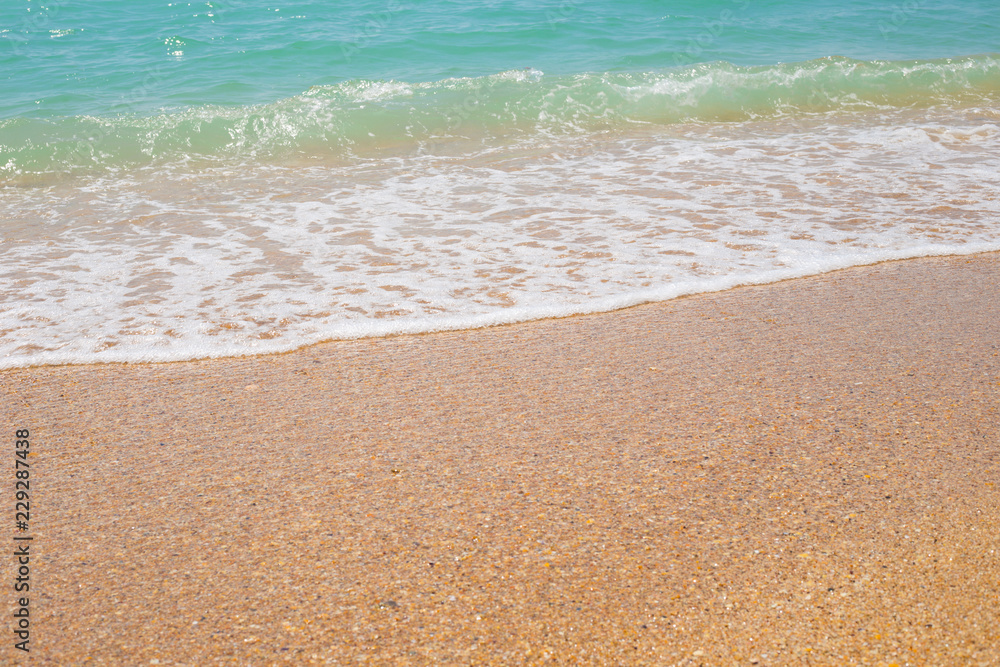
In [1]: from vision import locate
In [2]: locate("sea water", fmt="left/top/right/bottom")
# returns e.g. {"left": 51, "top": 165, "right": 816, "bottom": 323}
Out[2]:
{"left": 2, "top": 0, "right": 998, "bottom": 368}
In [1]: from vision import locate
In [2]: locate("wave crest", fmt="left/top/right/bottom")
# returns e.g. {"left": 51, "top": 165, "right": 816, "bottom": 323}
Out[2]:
{"left": 2, "top": 54, "right": 998, "bottom": 182}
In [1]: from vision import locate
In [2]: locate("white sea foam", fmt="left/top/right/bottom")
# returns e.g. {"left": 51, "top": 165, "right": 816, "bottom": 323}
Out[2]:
{"left": 1, "top": 106, "right": 998, "bottom": 368}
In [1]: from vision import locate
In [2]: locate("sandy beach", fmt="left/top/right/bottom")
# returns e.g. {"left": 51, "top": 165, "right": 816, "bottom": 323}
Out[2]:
{"left": 2, "top": 252, "right": 999, "bottom": 665}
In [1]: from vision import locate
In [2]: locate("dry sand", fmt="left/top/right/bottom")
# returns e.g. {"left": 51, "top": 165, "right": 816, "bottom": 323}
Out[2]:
{"left": 2, "top": 252, "right": 999, "bottom": 665}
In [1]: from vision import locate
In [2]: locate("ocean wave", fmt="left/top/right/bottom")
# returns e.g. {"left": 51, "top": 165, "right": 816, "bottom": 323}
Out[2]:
{"left": 1, "top": 54, "right": 998, "bottom": 181}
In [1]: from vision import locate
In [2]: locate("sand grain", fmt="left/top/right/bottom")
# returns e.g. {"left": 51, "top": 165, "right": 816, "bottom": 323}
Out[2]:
{"left": 2, "top": 253, "right": 999, "bottom": 665}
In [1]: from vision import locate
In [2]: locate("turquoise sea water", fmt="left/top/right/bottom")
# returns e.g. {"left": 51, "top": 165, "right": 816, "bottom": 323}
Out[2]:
{"left": 1, "top": 0, "right": 999, "bottom": 367}
{"left": 4, "top": 0, "right": 1000, "bottom": 117}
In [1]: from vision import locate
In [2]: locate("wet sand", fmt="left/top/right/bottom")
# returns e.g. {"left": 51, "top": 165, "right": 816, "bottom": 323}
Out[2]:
{"left": 2, "top": 252, "right": 999, "bottom": 665}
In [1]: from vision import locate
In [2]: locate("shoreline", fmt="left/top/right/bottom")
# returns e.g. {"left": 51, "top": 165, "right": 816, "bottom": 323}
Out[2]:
{"left": 6, "top": 247, "right": 1000, "bottom": 373}
{"left": 3, "top": 251, "right": 999, "bottom": 664}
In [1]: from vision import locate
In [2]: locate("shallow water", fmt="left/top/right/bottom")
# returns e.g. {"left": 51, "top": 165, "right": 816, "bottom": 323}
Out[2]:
{"left": 2, "top": 0, "right": 999, "bottom": 367}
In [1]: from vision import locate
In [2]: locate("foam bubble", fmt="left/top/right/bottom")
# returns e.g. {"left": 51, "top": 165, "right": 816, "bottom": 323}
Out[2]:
{"left": 3, "top": 55, "right": 998, "bottom": 181}
{"left": 2, "top": 105, "right": 999, "bottom": 368}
